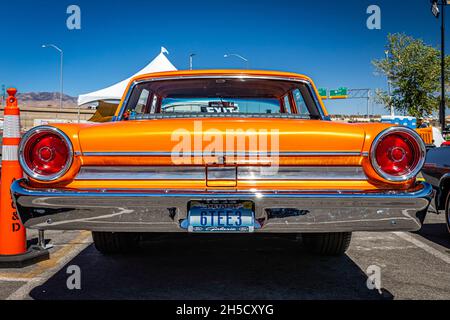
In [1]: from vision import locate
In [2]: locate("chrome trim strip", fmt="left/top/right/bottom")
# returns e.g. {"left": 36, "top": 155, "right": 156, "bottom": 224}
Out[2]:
{"left": 116, "top": 80, "right": 138, "bottom": 121}
{"left": 76, "top": 165, "right": 367, "bottom": 181}
{"left": 77, "top": 166, "right": 205, "bottom": 181}
{"left": 12, "top": 179, "right": 433, "bottom": 233}
{"left": 129, "top": 113, "right": 312, "bottom": 120}
{"left": 237, "top": 166, "right": 367, "bottom": 180}
{"left": 306, "top": 82, "right": 326, "bottom": 119}
{"left": 370, "top": 127, "right": 427, "bottom": 182}
{"left": 18, "top": 126, "right": 74, "bottom": 182}
{"left": 12, "top": 178, "right": 433, "bottom": 198}
{"left": 207, "top": 167, "right": 236, "bottom": 181}
{"left": 81, "top": 151, "right": 364, "bottom": 157}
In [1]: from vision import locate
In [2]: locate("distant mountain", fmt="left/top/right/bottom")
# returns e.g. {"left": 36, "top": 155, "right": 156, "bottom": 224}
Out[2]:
{"left": 17, "top": 92, "right": 77, "bottom": 102}
{"left": 15, "top": 92, "right": 78, "bottom": 108}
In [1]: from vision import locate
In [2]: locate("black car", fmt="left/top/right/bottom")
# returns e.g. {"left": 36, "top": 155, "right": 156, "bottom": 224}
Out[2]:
{"left": 422, "top": 146, "right": 450, "bottom": 233}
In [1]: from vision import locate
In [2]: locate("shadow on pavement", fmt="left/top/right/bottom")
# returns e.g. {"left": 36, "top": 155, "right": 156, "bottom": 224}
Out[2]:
{"left": 30, "top": 234, "right": 393, "bottom": 300}
{"left": 415, "top": 223, "right": 450, "bottom": 250}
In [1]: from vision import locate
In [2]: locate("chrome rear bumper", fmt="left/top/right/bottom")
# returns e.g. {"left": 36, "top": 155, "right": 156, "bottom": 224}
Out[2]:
{"left": 11, "top": 179, "right": 433, "bottom": 233}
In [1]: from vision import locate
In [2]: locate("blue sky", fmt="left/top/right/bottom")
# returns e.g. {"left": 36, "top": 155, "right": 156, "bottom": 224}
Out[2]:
{"left": 0, "top": 0, "right": 447, "bottom": 115}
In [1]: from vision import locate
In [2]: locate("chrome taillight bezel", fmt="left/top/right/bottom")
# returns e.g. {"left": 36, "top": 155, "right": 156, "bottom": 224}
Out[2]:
{"left": 370, "top": 126, "right": 426, "bottom": 182}
{"left": 18, "top": 126, "right": 74, "bottom": 181}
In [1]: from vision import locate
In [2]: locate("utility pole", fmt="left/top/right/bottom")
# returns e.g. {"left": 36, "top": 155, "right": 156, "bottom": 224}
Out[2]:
{"left": 385, "top": 50, "right": 394, "bottom": 116}
{"left": 440, "top": 1, "right": 446, "bottom": 133}
{"left": 1, "top": 85, "right": 5, "bottom": 107}
{"left": 431, "top": 0, "right": 447, "bottom": 133}
{"left": 367, "top": 89, "right": 371, "bottom": 120}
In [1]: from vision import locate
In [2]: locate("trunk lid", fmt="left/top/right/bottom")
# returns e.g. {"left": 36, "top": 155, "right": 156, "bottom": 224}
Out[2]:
{"left": 78, "top": 118, "right": 366, "bottom": 157}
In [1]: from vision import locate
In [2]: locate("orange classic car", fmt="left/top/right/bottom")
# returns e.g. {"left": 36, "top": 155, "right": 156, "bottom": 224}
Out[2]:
{"left": 12, "top": 70, "right": 433, "bottom": 256}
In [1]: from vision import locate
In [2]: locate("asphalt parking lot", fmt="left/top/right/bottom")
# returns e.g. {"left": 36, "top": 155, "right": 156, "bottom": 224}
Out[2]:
{"left": 0, "top": 206, "right": 449, "bottom": 300}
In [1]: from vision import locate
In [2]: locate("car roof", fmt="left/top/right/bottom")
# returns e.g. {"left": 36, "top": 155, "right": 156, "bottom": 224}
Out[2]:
{"left": 129, "top": 69, "right": 313, "bottom": 83}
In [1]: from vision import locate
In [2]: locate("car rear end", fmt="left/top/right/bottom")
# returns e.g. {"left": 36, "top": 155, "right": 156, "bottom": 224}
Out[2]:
{"left": 11, "top": 71, "right": 433, "bottom": 254}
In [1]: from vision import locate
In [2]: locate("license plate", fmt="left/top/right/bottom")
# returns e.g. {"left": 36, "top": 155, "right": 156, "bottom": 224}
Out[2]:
{"left": 187, "top": 201, "right": 255, "bottom": 233}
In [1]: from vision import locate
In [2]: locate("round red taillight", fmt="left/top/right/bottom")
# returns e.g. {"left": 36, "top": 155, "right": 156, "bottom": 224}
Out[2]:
{"left": 19, "top": 127, "right": 73, "bottom": 181}
{"left": 370, "top": 127, "right": 426, "bottom": 182}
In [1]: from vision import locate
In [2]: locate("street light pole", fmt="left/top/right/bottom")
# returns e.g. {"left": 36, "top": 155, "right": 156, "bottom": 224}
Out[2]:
{"left": 224, "top": 53, "right": 250, "bottom": 69}
{"left": 1, "top": 85, "right": 5, "bottom": 107}
{"left": 440, "top": 1, "right": 446, "bottom": 133}
{"left": 42, "top": 44, "right": 64, "bottom": 110}
{"left": 189, "top": 53, "right": 196, "bottom": 70}
{"left": 385, "top": 50, "right": 394, "bottom": 116}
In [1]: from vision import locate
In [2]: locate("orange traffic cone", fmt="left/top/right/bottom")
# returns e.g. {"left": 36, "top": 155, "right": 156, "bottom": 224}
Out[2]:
{"left": 0, "top": 88, "right": 26, "bottom": 255}
{"left": 0, "top": 88, "right": 49, "bottom": 268}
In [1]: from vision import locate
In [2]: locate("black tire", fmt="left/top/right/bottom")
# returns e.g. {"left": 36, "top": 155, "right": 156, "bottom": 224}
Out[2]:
{"left": 302, "top": 232, "right": 352, "bottom": 256}
{"left": 92, "top": 232, "right": 141, "bottom": 254}
{"left": 445, "top": 192, "right": 450, "bottom": 234}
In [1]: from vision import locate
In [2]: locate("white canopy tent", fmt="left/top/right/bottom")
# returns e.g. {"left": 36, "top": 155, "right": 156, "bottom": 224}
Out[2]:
{"left": 78, "top": 47, "right": 177, "bottom": 106}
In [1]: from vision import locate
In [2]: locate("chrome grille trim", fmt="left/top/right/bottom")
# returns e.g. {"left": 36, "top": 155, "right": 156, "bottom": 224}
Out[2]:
{"left": 76, "top": 166, "right": 367, "bottom": 181}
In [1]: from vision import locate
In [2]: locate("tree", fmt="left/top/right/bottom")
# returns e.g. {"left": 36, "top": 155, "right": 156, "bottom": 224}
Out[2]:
{"left": 372, "top": 33, "right": 450, "bottom": 119}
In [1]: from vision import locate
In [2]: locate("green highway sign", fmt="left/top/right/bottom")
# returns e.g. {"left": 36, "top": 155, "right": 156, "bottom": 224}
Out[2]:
{"left": 318, "top": 88, "right": 327, "bottom": 99}
{"left": 329, "top": 87, "right": 348, "bottom": 99}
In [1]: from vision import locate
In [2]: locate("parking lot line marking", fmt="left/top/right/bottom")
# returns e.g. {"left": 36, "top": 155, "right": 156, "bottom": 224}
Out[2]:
{"left": 0, "top": 277, "right": 35, "bottom": 282}
{"left": 356, "top": 235, "right": 397, "bottom": 240}
{"left": 0, "top": 231, "right": 91, "bottom": 280}
{"left": 393, "top": 232, "right": 450, "bottom": 264}
{"left": 5, "top": 231, "right": 92, "bottom": 300}
{"left": 353, "top": 245, "right": 417, "bottom": 251}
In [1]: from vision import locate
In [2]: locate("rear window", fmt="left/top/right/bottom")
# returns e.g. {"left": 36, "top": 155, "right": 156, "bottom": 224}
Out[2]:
{"left": 122, "top": 77, "right": 321, "bottom": 120}
{"left": 161, "top": 98, "right": 281, "bottom": 114}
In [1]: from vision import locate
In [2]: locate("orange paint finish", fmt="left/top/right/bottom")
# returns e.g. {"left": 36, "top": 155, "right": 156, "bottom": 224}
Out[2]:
{"left": 23, "top": 70, "right": 419, "bottom": 191}
{"left": 62, "top": 180, "right": 207, "bottom": 190}
{"left": 78, "top": 155, "right": 364, "bottom": 167}
{"left": 416, "top": 127, "right": 433, "bottom": 145}
{"left": 237, "top": 180, "right": 383, "bottom": 191}
{"left": 75, "top": 119, "right": 366, "bottom": 154}
{"left": 57, "top": 179, "right": 383, "bottom": 191}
